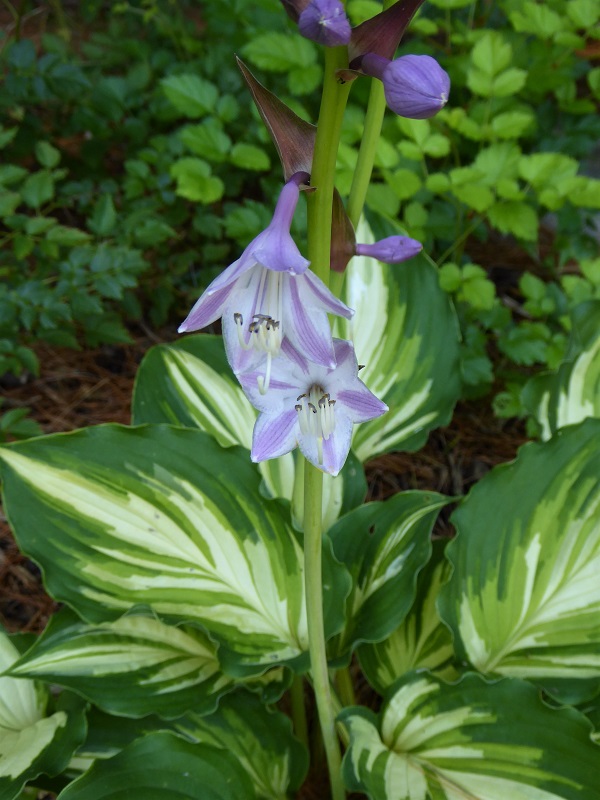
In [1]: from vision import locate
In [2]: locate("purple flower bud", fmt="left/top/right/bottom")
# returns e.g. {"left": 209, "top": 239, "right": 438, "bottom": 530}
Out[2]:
{"left": 361, "top": 53, "right": 450, "bottom": 119}
{"left": 355, "top": 235, "right": 422, "bottom": 264}
{"left": 298, "top": 0, "right": 351, "bottom": 47}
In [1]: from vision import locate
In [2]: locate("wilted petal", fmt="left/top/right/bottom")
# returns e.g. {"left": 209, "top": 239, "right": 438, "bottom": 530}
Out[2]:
{"left": 298, "top": 0, "right": 351, "bottom": 47}
{"left": 356, "top": 235, "right": 422, "bottom": 264}
{"left": 251, "top": 408, "right": 299, "bottom": 462}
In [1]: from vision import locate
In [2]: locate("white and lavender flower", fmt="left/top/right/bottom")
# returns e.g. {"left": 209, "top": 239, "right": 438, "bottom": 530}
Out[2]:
{"left": 240, "top": 339, "right": 387, "bottom": 476}
{"left": 359, "top": 53, "right": 450, "bottom": 119}
{"left": 298, "top": 0, "right": 351, "bottom": 47}
{"left": 179, "top": 172, "right": 353, "bottom": 392}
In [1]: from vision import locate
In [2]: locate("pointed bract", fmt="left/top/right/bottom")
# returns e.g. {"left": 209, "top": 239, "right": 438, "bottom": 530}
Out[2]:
{"left": 240, "top": 339, "right": 387, "bottom": 476}
{"left": 236, "top": 57, "right": 316, "bottom": 180}
{"left": 349, "top": 0, "right": 426, "bottom": 63}
{"left": 298, "top": 0, "right": 351, "bottom": 47}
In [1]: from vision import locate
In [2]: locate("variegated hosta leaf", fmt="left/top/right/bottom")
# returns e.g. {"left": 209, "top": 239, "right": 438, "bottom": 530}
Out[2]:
{"left": 0, "top": 425, "right": 349, "bottom": 674}
{"left": 132, "top": 334, "right": 365, "bottom": 530}
{"left": 58, "top": 731, "right": 256, "bottom": 800}
{"left": 328, "top": 492, "right": 450, "bottom": 658}
{"left": 175, "top": 691, "right": 308, "bottom": 799}
{"left": 358, "top": 541, "right": 457, "bottom": 693}
{"left": 523, "top": 300, "right": 600, "bottom": 440}
{"left": 340, "top": 671, "right": 600, "bottom": 800}
{"left": 8, "top": 609, "right": 233, "bottom": 719}
{"left": 334, "top": 219, "right": 461, "bottom": 462}
{"left": 439, "top": 418, "right": 600, "bottom": 682}
{"left": 0, "top": 627, "right": 86, "bottom": 800}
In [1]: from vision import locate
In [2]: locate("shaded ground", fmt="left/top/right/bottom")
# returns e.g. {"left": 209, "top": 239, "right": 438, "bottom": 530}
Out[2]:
{"left": 0, "top": 327, "right": 528, "bottom": 635}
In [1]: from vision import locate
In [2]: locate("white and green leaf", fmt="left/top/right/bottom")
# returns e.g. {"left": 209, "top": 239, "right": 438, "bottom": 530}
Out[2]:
{"left": 0, "top": 425, "right": 349, "bottom": 674}
{"left": 340, "top": 671, "right": 600, "bottom": 800}
{"left": 358, "top": 541, "right": 457, "bottom": 693}
{"left": 335, "top": 219, "right": 461, "bottom": 461}
{"left": 439, "top": 418, "right": 600, "bottom": 682}
{"left": 175, "top": 691, "right": 307, "bottom": 800}
{"left": 132, "top": 334, "right": 366, "bottom": 529}
{"left": 0, "top": 627, "right": 86, "bottom": 800}
{"left": 328, "top": 491, "right": 450, "bottom": 658}
{"left": 523, "top": 300, "right": 600, "bottom": 440}
{"left": 8, "top": 609, "right": 233, "bottom": 719}
{"left": 58, "top": 731, "right": 255, "bottom": 800}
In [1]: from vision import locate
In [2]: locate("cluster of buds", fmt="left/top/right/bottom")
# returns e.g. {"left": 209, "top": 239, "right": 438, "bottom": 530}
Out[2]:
{"left": 179, "top": 0, "right": 450, "bottom": 475}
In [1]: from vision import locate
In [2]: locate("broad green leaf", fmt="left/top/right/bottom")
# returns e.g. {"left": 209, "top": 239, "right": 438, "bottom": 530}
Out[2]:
{"left": 0, "top": 425, "right": 348, "bottom": 673}
{"left": 21, "top": 170, "right": 54, "bottom": 209}
{"left": 35, "top": 141, "right": 61, "bottom": 168}
{"left": 170, "top": 158, "right": 224, "bottom": 204}
{"left": 439, "top": 418, "right": 600, "bottom": 681}
{"left": 523, "top": 301, "right": 600, "bottom": 440}
{"left": 328, "top": 492, "right": 450, "bottom": 657}
{"left": 471, "top": 31, "right": 512, "bottom": 76}
{"left": 488, "top": 200, "right": 538, "bottom": 240}
{"left": 335, "top": 219, "right": 461, "bottom": 461}
{"left": 132, "top": 335, "right": 364, "bottom": 529}
{"left": 175, "top": 691, "right": 307, "bottom": 799}
{"left": 161, "top": 74, "right": 218, "bottom": 118}
{"left": 358, "top": 542, "right": 457, "bottom": 693}
{"left": 89, "top": 194, "right": 117, "bottom": 236}
{"left": 58, "top": 732, "right": 255, "bottom": 800}
{"left": 230, "top": 143, "right": 270, "bottom": 171}
{"left": 243, "top": 33, "right": 317, "bottom": 72}
{"left": 8, "top": 608, "right": 233, "bottom": 719}
{"left": 340, "top": 672, "right": 600, "bottom": 800}
{"left": 180, "top": 121, "right": 232, "bottom": 162}
{"left": 0, "top": 627, "right": 86, "bottom": 800}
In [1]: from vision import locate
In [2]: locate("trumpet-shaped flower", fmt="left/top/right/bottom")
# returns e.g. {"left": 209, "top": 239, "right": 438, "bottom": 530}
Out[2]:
{"left": 360, "top": 53, "right": 450, "bottom": 119}
{"left": 240, "top": 339, "right": 387, "bottom": 476}
{"left": 298, "top": 0, "right": 352, "bottom": 47}
{"left": 178, "top": 173, "right": 353, "bottom": 391}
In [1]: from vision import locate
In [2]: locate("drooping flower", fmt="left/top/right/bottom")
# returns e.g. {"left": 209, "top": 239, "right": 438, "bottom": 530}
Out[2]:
{"left": 298, "top": 0, "right": 351, "bottom": 47}
{"left": 355, "top": 235, "right": 422, "bottom": 263}
{"left": 239, "top": 339, "right": 387, "bottom": 476}
{"left": 359, "top": 53, "right": 450, "bottom": 119}
{"left": 178, "top": 172, "right": 353, "bottom": 392}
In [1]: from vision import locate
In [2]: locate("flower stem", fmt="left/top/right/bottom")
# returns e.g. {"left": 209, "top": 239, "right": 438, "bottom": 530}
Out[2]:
{"left": 304, "top": 459, "right": 345, "bottom": 800}
{"left": 307, "top": 46, "right": 352, "bottom": 286}
{"left": 290, "top": 674, "right": 309, "bottom": 749}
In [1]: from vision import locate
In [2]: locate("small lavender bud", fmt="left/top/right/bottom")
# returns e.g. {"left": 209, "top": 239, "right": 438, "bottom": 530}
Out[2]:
{"left": 298, "top": 0, "right": 351, "bottom": 47}
{"left": 355, "top": 235, "right": 422, "bottom": 264}
{"left": 361, "top": 53, "right": 450, "bottom": 119}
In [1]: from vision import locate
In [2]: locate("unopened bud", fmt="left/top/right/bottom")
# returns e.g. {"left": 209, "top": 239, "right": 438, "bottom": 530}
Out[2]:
{"left": 355, "top": 235, "right": 422, "bottom": 264}
{"left": 361, "top": 53, "right": 450, "bottom": 119}
{"left": 298, "top": 0, "right": 351, "bottom": 47}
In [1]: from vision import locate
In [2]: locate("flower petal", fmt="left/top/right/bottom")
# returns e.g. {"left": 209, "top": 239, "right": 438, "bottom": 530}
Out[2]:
{"left": 299, "top": 270, "right": 354, "bottom": 318}
{"left": 253, "top": 230, "right": 310, "bottom": 276}
{"left": 284, "top": 278, "right": 337, "bottom": 368}
{"left": 178, "top": 280, "right": 237, "bottom": 333}
{"left": 251, "top": 409, "right": 299, "bottom": 462}
{"left": 321, "top": 414, "right": 353, "bottom": 476}
{"left": 336, "top": 387, "right": 388, "bottom": 422}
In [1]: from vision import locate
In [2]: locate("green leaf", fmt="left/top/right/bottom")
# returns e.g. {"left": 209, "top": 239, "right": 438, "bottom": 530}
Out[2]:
{"left": 243, "top": 33, "right": 317, "bottom": 72}
{"left": 487, "top": 200, "right": 538, "bottom": 240}
{"left": 161, "top": 74, "right": 218, "bottom": 118}
{"left": 0, "top": 627, "right": 86, "bottom": 800}
{"left": 46, "top": 225, "right": 91, "bottom": 246}
{"left": 58, "top": 732, "right": 256, "bottom": 800}
{"left": 510, "top": 2, "right": 565, "bottom": 38}
{"left": 0, "top": 425, "right": 348, "bottom": 673}
{"left": 523, "top": 301, "right": 600, "bottom": 440}
{"left": 8, "top": 609, "right": 233, "bottom": 719}
{"left": 340, "top": 672, "right": 600, "bottom": 800}
{"left": 439, "top": 418, "right": 600, "bottom": 682}
{"left": 358, "top": 542, "right": 457, "bottom": 693}
{"left": 519, "top": 152, "right": 579, "bottom": 188}
{"left": 451, "top": 183, "right": 494, "bottom": 212}
{"left": 0, "top": 192, "right": 20, "bottom": 217}
{"left": 230, "top": 143, "right": 270, "bottom": 171}
{"left": 471, "top": 31, "right": 513, "bottom": 76}
{"left": 498, "top": 321, "right": 549, "bottom": 364}
{"left": 0, "top": 126, "right": 18, "bottom": 149}
{"left": 180, "top": 121, "right": 232, "bottom": 162}
{"left": 328, "top": 492, "right": 450, "bottom": 657}
{"left": 35, "top": 141, "right": 61, "bottom": 168}
{"left": 174, "top": 691, "right": 308, "bottom": 798}
{"left": 491, "top": 110, "right": 535, "bottom": 139}
{"left": 89, "top": 194, "right": 117, "bottom": 236}
{"left": 335, "top": 219, "right": 461, "bottom": 461}
{"left": 170, "top": 158, "right": 224, "bottom": 204}
{"left": 21, "top": 170, "right": 54, "bottom": 209}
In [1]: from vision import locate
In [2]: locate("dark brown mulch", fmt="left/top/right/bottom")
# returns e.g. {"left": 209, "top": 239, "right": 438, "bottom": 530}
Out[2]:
{"left": 0, "top": 328, "right": 528, "bottom": 635}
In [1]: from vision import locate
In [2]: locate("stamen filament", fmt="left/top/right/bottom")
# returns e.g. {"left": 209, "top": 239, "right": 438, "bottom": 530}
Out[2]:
{"left": 294, "top": 384, "right": 337, "bottom": 464}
